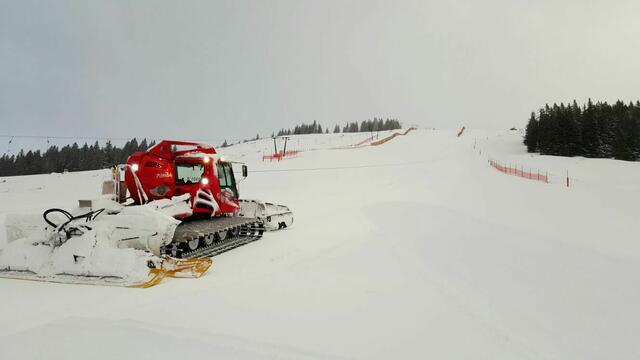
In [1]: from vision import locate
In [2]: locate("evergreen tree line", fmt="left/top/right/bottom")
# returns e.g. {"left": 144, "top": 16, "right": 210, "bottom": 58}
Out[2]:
{"left": 275, "top": 118, "right": 401, "bottom": 136}
{"left": 275, "top": 120, "right": 325, "bottom": 136}
{"left": 0, "top": 138, "right": 155, "bottom": 176}
{"left": 524, "top": 100, "right": 640, "bottom": 161}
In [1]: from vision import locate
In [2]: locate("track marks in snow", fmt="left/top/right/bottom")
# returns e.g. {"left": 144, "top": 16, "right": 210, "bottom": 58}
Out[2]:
{"left": 366, "top": 201, "right": 640, "bottom": 359}
{"left": 0, "top": 317, "right": 349, "bottom": 360}
{"left": 365, "top": 203, "right": 545, "bottom": 360}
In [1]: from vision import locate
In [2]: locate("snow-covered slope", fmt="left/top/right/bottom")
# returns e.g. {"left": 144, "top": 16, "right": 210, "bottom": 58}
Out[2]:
{"left": 1, "top": 129, "right": 639, "bottom": 359}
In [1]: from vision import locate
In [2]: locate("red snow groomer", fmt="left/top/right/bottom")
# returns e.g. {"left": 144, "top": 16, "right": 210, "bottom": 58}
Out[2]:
{"left": 118, "top": 140, "right": 293, "bottom": 258}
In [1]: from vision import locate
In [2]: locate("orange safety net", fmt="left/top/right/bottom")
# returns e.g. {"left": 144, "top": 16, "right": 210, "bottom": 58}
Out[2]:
{"left": 489, "top": 159, "right": 548, "bottom": 183}
{"left": 262, "top": 150, "right": 300, "bottom": 162}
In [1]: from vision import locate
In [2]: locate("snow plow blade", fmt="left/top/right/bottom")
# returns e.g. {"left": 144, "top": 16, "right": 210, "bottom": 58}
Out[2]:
{"left": 238, "top": 200, "right": 293, "bottom": 231}
{"left": 0, "top": 256, "right": 212, "bottom": 288}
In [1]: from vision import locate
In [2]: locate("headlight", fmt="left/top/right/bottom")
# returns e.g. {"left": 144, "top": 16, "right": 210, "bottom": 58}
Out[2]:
{"left": 203, "top": 157, "right": 210, "bottom": 163}
{"left": 201, "top": 177, "right": 209, "bottom": 185}
{"left": 131, "top": 163, "right": 139, "bottom": 172}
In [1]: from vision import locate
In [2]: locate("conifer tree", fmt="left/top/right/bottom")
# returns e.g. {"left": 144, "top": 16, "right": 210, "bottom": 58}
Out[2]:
{"left": 524, "top": 112, "right": 538, "bottom": 152}
{"left": 525, "top": 99, "right": 640, "bottom": 161}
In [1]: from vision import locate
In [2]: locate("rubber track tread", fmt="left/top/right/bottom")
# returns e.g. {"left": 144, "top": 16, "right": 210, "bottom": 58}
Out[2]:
{"left": 165, "top": 217, "right": 265, "bottom": 258}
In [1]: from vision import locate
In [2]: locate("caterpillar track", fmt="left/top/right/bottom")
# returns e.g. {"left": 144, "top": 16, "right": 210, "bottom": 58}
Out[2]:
{"left": 163, "top": 216, "right": 266, "bottom": 258}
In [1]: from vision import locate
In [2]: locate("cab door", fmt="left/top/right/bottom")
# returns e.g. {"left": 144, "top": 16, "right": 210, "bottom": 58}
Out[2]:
{"left": 216, "top": 162, "right": 240, "bottom": 213}
{"left": 216, "top": 162, "right": 238, "bottom": 198}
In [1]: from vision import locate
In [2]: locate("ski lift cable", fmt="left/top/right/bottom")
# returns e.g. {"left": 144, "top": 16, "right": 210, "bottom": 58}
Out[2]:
{"left": 250, "top": 159, "right": 439, "bottom": 173}
{"left": 0, "top": 134, "right": 243, "bottom": 143}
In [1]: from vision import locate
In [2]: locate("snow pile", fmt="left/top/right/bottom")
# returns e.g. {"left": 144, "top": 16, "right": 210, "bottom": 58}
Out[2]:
{"left": 4, "top": 213, "right": 43, "bottom": 244}
{"left": 0, "top": 170, "right": 115, "bottom": 249}
{"left": 0, "top": 237, "right": 154, "bottom": 283}
{"left": 0, "top": 195, "right": 191, "bottom": 282}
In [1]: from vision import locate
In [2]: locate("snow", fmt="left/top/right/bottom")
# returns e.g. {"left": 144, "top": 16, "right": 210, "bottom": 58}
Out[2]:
{"left": 0, "top": 194, "right": 192, "bottom": 283}
{"left": 1, "top": 128, "right": 640, "bottom": 359}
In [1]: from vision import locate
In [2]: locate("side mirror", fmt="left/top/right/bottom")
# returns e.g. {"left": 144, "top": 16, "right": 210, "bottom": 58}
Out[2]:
{"left": 242, "top": 165, "right": 248, "bottom": 178}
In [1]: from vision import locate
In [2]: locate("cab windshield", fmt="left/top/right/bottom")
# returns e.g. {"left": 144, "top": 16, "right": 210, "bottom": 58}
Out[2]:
{"left": 175, "top": 163, "right": 204, "bottom": 185}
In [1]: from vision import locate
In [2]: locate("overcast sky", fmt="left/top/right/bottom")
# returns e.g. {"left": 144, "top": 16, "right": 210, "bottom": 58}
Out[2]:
{"left": 1, "top": 0, "right": 640, "bottom": 150}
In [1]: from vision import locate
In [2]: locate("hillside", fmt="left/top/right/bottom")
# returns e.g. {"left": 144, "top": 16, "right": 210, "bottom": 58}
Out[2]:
{"left": 1, "top": 128, "right": 639, "bottom": 359}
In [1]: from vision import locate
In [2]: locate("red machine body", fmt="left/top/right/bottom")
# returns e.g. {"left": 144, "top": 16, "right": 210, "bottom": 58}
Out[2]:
{"left": 124, "top": 140, "right": 241, "bottom": 217}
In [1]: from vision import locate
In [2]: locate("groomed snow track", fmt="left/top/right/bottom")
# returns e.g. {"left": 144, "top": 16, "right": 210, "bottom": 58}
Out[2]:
{"left": 163, "top": 217, "right": 265, "bottom": 258}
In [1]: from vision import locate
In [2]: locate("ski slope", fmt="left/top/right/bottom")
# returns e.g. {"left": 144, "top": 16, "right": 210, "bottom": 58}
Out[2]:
{"left": 1, "top": 129, "right": 639, "bottom": 359}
